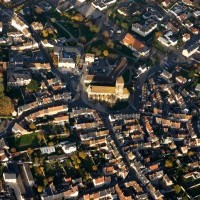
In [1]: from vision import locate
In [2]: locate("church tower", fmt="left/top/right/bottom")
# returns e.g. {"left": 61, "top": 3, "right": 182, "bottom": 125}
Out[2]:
{"left": 115, "top": 76, "right": 124, "bottom": 96}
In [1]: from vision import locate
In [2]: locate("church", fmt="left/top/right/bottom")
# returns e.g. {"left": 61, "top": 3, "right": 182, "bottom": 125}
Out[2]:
{"left": 86, "top": 76, "right": 130, "bottom": 105}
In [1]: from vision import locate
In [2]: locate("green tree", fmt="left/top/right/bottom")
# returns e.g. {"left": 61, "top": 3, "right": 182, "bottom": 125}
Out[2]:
{"left": 26, "top": 80, "right": 40, "bottom": 92}
{"left": 29, "top": 122, "right": 36, "bottom": 130}
{"left": 174, "top": 184, "right": 181, "bottom": 194}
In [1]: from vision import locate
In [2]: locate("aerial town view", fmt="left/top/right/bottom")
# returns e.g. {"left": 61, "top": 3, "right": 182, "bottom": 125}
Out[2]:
{"left": 0, "top": 0, "right": 199, "bottom": 199}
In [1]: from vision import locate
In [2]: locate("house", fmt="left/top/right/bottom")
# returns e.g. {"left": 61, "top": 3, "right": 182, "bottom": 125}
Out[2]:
{"left": 31, "top": 22, "right": 43, "bottom": 31}
{"left": 160, "top": 70, "right": 172, "bottom": 81}
{"left": 132, "top": 21, "right": 157, "bottom": 37}
{"left": 85, "top": 53, "right": 95, "bottom": 63}
{"left": 3, "top": 173, "right": 25, "bottom": 200}
{"left": 181, "top": 146, "right": 188, "bottom": 154}
{"left": 162, "top": 174, "right": 173, "bottom": 187}
{"left": 92, "top": 0, "right": 116, "bottom": 11}
{"left": 12, "top": 123, "right": 28, "bottom": 135}
{"left": 41, "top": 40, "right": 54, "bottom": 48}
{"left": 61, "top": 142, "right": 77, "bottom": 154}
{"left": 0, "top": 22, "right": 2, "bottom": 32}
{"left": 182, "top": 43, "right": 199, "bottom": 58}
{"left": 162, "top": 0, "right": 170, "bottom": 7}
{"left": 182, "top": 0, "right": 193, "bottom": 6}
{"left": 182, "top": 33, "right": 191, "bottom": 42}
{"left": 175, "top": 76, "right": 187, "bottom": 84}
{"left": 7, "top": 71, "right": 31, "bottom": 87}
{"left": 40, "top": 146, "right": 56, "bottom": 154}
{"left": 23, "top": 164, "right": 34, "bottom": 186}
{"left": 11, "top": 14, "right": 31, "bottom": 38}
{"left": 54, "top": 47, "right": 81, "bottom": 68}
{"left": 158, "top": 31, "right": 178, "bottom": 47}
{"left": 53, "top": 115, "right": 69, "bottom": 124}
{"left": 121, "top": 33, "right": 149, "bottom": 57}
{"left": 195, "top": 84, "right": 200, "bottom": 92}
{"left": 92, "top": 176, "right": 111, "bottom": 187}
{"left": 11, "top": 41, "right": 39, "bottom": 51}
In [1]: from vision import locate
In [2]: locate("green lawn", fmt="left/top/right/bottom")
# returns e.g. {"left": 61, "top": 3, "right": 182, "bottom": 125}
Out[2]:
{"left": 7, "top": 133, "right": 40, "bottom": 151}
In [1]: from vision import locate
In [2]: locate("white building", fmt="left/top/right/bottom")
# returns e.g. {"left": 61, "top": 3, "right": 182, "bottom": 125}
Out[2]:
{"left": 61, "top": 142, "right": 77, "bottom": 154}
{"left": 182, "top": 43, "right": 199, "bottom": 58}
{"left": 11, "top": 14, "right": 31, "bottom": 37}
{"left": 92, "top": 0, "right": 116, "bottom": 11}
{"left": 158, "top": 31, "right": 178, "bottom": 47}
{"left": 132, "top": 21, "right": 157, "bottom": 37}
{"left": 85, "top": 53, "right": 95, "bottom": 63}
{"left": 0, "top": 22, "right": 2, "bottom": 32}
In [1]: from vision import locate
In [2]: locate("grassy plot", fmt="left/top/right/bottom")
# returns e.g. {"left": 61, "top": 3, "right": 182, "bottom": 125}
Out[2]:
{"left": 7, "top": 133, "right": 40, "bottom": 151}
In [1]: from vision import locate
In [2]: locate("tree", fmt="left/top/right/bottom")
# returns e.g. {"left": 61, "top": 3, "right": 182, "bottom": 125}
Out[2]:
{"left": 79, "top": 151, "right": 87, "bottom": 159}
{"left": 102, "top": 31, "right": 110, "bottom": 39}
{"left": 74, "top": 164, "right": 79, "bottom": 169}
{"left": 37, "top": 132, "right": 45, "bottom": 144}
{"left": 174, "top": 184, "right": 181, "bottom": 194}
{"left": 48, "top": 142, "right": 54, "bottom": 146}
{"left": 89, "top": 25, "right": 99, "bottom": 33}
{"left": 106, "top": 39, "right": 114, "bottom": 49}
{"left": 187, "top": 150, "right": 194, "bottom": 157}
{"left": 29, "top": 122, "right": 36, "bottom": 130}
{"left": 79, "top": 36, "right": 87, "bottom": 44}
{"left": 35, "top": 7, "right": 43, "bottom": 14}
{"left": 27, "top": 148, "right": 33, "bottom": 155}
{"left": 120, "top": 22, "right": 128, "bottom": 29}
{"left": 165, "top": 159, "right": 173, "bottom": 168}
{"left": 155, "top": 31, "right": 162, "bottom": 38}
{"left": 10, "top": 147, "right": 16, "bottom": 153}
{"left": 103, "top": 50, "right": 109, "bottom": 57}
{"left": 0, "top": 96, "right": 14, "bottom": 116}
{"left": 26, "top": 79, "right": 40, "bottom": 92}
{"left": 37, "top": 186, "right": 43, "bottom": 193}
{"left": 92, "top": 165, "right": 97, "bottom": 171}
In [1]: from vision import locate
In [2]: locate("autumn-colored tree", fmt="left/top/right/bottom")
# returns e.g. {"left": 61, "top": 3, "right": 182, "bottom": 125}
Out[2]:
{"left": 42, "top": 30, "right": 48, "bottom": 38}
{"left": 92, "top": 165, "right": 97, "bottom": 171}
{"left": 27, "top": 148, "right": 33, "bottom": 155}
{"left": 37, "top": 186, "right": 43, "bottom": 193}
{"left": 10, "top": 147, "right": 16, "bottom": 153}
{"left": 103, "top": 50, "right": 109, "bottom": 57}
{"left": 75, "top": 164, "right": 79, "bottom": 169}
{"left": 102, "top": 31, "right": 110, "bottom": 39}
{"left": 35, "top": 7, "right": 43, "bottom": 14}
{"left": 165, "top": 159, "right": 173, "bottom": 168}
{"left": 48, "top": 142, "right": 54, "bottom": 146}
{"left": 187, "top": 150, "right": 194, "bottom": 156}
{"left": 106, "top": 39, "right": 114, "bottom": 49}
{"left": 0, "top": 96, "right": 14, "bottom": 116}
{"left": 79, "top": 151, "right": 87, "bottom": 159}
{"left": 29, "top": 122, "right": 36, "bottom": 130}
{"left": 155, "top": 31, "right": 162, "bottom": 38}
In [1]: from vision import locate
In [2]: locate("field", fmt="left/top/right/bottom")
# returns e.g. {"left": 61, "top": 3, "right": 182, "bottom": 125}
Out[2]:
{"left": 7, "top": 133, "right": 40, "bottom": 151}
